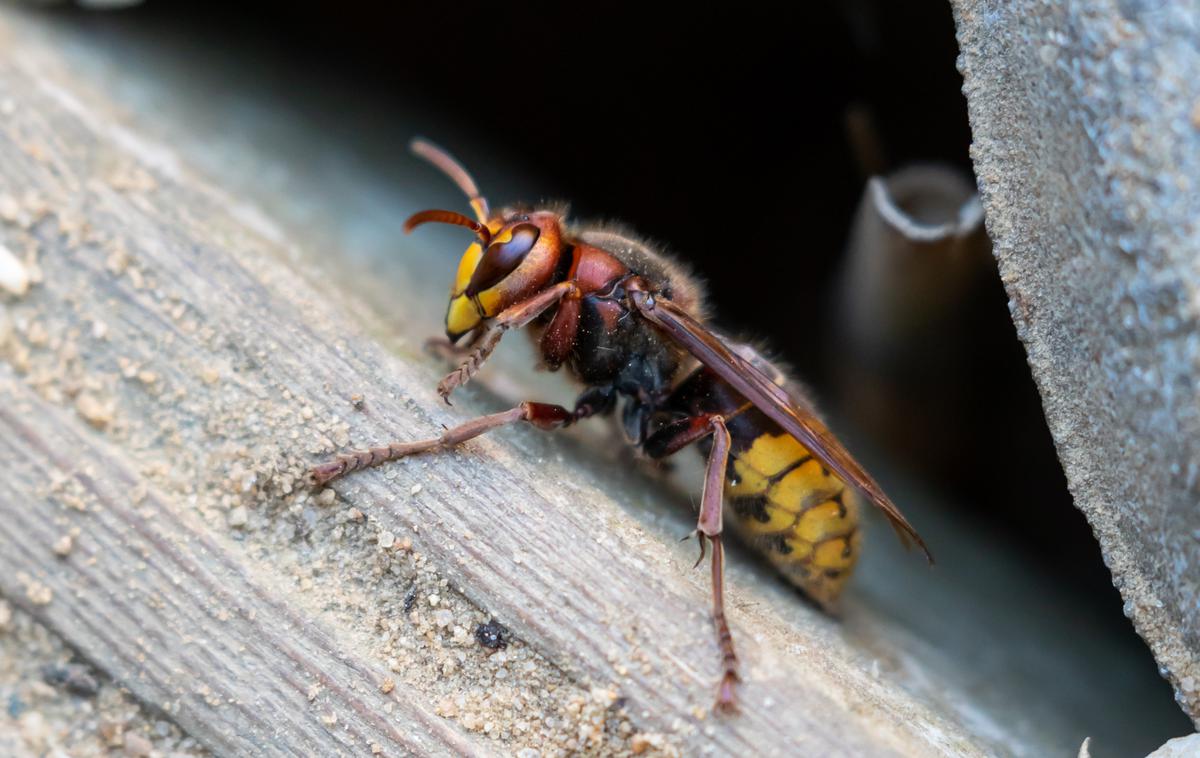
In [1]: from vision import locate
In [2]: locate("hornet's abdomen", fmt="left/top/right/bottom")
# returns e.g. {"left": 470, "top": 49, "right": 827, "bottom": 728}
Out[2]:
{"left": 664, "top": 348, "right": 862, "bottom": 609}
{"left": 722, "top": 420, "right": 861, "bottom": 609}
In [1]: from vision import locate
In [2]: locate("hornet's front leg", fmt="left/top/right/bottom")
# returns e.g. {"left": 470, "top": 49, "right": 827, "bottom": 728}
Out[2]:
{"left": 437, "top": 281, "right": 578, "bottom": 403}
{"left": 424, "top": 327, "right": 488, "bottom": 364}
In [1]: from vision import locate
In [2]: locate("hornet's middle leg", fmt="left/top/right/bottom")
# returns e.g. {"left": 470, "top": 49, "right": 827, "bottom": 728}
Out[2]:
{"left": 312, "top": 401, "right": 578, "bottom": 486}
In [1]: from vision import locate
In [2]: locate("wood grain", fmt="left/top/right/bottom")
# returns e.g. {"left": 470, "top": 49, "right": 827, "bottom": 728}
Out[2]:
{"left": 0, "top": 375, "right": 483, "bottom": 757}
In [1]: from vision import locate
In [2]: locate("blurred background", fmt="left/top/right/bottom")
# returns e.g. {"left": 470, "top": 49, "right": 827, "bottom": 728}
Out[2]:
{"left": 20, "top": 0, "right": 1195, "bottom": 754}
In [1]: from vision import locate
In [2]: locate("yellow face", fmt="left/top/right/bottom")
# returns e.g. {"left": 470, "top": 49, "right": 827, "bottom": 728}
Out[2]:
{"left": 445, "top": 219, "right": 509, "bottom": 338}
{"left": 444, "top": 214, "right": 561, "bottom": 340}
{"left": 445, "top": 240, "right": 487, "bottom": 338}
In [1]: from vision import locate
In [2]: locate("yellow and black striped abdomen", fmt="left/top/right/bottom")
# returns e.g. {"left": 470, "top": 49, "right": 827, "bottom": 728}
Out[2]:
{"left": 724, "top": 429, "right": 862, "bottom": 608}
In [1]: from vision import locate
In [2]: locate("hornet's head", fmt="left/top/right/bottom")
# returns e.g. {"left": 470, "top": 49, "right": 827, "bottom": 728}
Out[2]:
{"left": 405, "top": 139, "right": 568, "bottom": 341}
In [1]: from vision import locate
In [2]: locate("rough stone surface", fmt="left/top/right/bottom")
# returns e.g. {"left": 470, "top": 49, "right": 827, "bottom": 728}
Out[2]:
{"left": 1147, "top": 732, "right": 1200, "bottom": 758}
{"left": 952, "top": 0, "right": 1200, "bottom": 723}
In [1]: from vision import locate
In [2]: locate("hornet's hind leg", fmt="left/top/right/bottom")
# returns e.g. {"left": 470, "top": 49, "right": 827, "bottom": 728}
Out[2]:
{"left": 645, "top": 413, "right": 740, "bottom": 712}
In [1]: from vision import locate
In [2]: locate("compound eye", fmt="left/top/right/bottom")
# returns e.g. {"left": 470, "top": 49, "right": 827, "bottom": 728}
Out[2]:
{"left": 467, "top": 223, "right": 540, "bottom": 295}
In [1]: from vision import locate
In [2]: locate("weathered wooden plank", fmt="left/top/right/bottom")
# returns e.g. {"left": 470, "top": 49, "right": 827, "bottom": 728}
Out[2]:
{"left": 0, "top": 375, "right": 483, "bottom": 757}
{"left": 0, "top": 9, "right": 991, "bottom": 757}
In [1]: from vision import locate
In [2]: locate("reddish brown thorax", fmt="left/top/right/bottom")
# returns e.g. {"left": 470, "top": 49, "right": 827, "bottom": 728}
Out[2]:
{"left": 538, "top": 242, "right": 632, "bottom": 367}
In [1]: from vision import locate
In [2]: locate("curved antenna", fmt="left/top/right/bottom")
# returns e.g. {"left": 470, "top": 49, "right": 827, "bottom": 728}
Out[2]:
{"left": 404, "top": 209, "right": 492, "bottom": 246}
{"left": 410, "top": 137, "right": 490, "bottom": 224}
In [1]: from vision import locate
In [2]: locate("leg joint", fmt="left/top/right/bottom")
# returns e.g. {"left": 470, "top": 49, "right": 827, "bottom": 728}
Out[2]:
{"left": 520, "top": 402, "right": 573, "bottom": 430}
